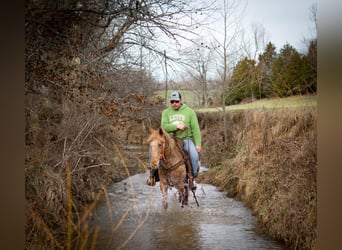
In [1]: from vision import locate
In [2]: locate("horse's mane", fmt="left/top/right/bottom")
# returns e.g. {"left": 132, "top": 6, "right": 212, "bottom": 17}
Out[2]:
{"left": 161, "top": 128, "right": 176, "bottom": 156}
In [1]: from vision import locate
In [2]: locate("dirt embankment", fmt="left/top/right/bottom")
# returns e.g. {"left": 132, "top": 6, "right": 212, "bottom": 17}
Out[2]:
{"left": 197, "top": 107, "right": 317, "bottom": 249}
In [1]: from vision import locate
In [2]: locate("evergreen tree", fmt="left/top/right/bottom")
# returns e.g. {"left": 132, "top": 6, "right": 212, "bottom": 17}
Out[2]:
{"left": 306, "top": 39, "right": 317, "bottom": 93}
{"left": 272, "top": 44, "right": 307, "bottom": 96}
{"left": 226, "top": 57, "right": 256, "bottom": 105}
{"left": 256, "top": 42, "right": 277, "bottom": 98}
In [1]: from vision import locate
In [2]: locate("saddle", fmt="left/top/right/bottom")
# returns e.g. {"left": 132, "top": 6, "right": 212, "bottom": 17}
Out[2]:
{"left": 172, "top": 136, "right": 191, "bottom": 174}
{"left": 173, "top": 136, "right": 198, "bottom": 189}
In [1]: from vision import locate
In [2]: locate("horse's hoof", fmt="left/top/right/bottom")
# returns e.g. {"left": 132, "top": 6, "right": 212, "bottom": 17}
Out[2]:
{"left": 163, "top": 201, "right": 168, "bottom": 210}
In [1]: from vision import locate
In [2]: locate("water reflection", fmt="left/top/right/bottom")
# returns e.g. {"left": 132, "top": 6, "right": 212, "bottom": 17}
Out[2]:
{"left": 91, "top": 170, "right": 283, "bottom": 250}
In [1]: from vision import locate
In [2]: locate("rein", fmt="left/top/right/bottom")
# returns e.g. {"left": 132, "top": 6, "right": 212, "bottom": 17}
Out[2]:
{"left": 159, "top": 158, "right": 184, "bottom": 171}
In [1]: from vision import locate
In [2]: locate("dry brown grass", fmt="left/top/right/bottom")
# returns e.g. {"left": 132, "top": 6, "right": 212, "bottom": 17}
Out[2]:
{"left": 198, "top": 107, "right": 317, "bottom": 249}
{"left": 25, "top": 99, "right": 149, "bottom": 249}
{"left": 25, "top": 139, "right": 149, "bottom": 249}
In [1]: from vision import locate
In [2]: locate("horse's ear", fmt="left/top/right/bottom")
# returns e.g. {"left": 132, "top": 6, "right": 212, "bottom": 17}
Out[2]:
{"left": 148, "top": 127, "right": 154, "bottom": 135}
{"left": 158, "top": 128, "right": 164, "bottom": 136}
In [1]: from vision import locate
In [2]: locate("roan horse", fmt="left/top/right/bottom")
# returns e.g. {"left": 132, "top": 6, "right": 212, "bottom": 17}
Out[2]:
{"left": 148, "top": 127, "right": 189, "bottom": 210}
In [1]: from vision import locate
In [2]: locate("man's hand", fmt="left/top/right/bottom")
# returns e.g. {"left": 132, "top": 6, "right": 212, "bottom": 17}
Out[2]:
{"left": 176, "top": 123, "right": 187, "bottom": 130}
{"left": 196, "top": 146, "right": 202, "bottom": 153}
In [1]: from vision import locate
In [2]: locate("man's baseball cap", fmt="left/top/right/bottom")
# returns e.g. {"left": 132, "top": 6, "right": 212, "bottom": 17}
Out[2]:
{"left": 170, "top": 91, "right": 181, "bottom": 101}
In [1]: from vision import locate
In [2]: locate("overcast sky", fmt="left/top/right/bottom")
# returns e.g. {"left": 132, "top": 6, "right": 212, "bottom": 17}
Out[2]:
{"left": 151, "top": 0, "right": 317, "bottom": 81}
{"left": 242, "top": 0, "right": 316, "bottom": 52}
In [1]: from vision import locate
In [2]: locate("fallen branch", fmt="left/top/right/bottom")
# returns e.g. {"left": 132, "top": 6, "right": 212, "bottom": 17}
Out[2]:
{"left": 72, "top": 163, "right": 111, "bottom": 173}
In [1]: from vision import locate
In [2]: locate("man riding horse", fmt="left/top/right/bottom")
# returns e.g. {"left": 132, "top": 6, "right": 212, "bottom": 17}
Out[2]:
{"left": 149, "top": 91, "right": 202, "bottom": 190}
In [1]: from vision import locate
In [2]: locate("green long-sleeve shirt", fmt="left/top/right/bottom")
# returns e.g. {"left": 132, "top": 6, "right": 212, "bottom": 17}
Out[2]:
{"left": 161, "top": 103, "right": 202, "bottom": 147}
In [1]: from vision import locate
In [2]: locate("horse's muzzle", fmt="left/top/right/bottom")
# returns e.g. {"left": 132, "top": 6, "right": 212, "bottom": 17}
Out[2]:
{"left": 150, "top": 163, "right": 159, "bottom": 170}
{"left": 150, "top": 159, "right": 159, "bottom": 170}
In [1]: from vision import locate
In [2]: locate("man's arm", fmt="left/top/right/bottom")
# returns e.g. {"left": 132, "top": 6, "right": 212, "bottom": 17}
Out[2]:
{"left": 161, "top": 110, "right": 177, "bottom": 133}
{"left": 190, "top": 110, "right": 202, "bottom": 147}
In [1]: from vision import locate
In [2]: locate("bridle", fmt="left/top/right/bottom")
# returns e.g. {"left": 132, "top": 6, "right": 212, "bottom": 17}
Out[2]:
{"left": 151, "top": 136, "right": 184, "bottom": 172}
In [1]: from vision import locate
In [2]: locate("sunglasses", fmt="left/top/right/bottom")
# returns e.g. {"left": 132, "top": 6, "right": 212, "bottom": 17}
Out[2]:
{"left": 170, "top": 100, "right": 180, "bottom": 104}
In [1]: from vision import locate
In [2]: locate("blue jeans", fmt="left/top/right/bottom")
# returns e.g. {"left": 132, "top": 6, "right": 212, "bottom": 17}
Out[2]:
{"left": 148, "top": 138, "right": 199, "bottom": 177}
{"left": 183, "top": 138, "right": 199, "bottom": 177}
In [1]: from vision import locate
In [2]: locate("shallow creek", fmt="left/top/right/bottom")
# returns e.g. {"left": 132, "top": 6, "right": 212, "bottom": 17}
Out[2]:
{"left": 90, "top": 168, "right": 284, "bottom": 250}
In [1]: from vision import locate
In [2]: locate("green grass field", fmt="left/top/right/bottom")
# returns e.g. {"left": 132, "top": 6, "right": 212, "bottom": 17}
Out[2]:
{"left": 156, "top": 90, "right": 316, "bottom": 112}
{"left": 154, "top": 90, "right": 201, "bottom": 106}
{"left": 197, "top": 95, "right": 317, "bottom": 112}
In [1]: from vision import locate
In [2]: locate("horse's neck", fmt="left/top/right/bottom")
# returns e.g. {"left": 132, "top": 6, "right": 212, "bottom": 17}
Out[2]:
{"left": 165, "top": 139, "right": 182, "bottom": 163}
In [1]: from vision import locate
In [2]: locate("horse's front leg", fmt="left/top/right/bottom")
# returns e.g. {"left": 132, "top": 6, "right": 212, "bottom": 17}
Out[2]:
{"left": 176, "top": 182, "right": 185, "bottom": 207}
{"left": 160, "top": 181, "right": 168, "bottom": 210}
{"left": 183, "top": 183, "right": 189, "bottom": 206}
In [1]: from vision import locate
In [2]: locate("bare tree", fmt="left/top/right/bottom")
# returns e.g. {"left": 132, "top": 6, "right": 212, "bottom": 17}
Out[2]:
{"left": 240, "top": 22, "right": 267, "bottom": 61}
{"left": 95, "top": 1, "right": 214, "bottom": 57}
{"left": 98, "top": 0, "right": 217, "bottom": 98}
{"left": 211, "top": 0, "right": 245, "bottom": 146}
{"left": 237, "top": 22, "right": 267, "bottom": 101}
{"left": 309, "top": 2, "right": 317, "bottom": 37}
{"left": 181, "top": 40, "right": 214, "bottom": 107}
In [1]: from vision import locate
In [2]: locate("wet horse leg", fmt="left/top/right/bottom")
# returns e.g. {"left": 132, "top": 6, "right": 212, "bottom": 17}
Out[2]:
{"left": 160, "top": 181, "right": 168, "bottom": 210}
{"left": 183, "top": 183, "right": 189, "bottom": 206}
{"left": 176, "top": 182, "right": 185, "bottom": 207}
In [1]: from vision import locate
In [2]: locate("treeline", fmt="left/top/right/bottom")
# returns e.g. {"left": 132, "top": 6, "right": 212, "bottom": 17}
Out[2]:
{"left": 226, "top": 41, "right": 317, "bottom": 105}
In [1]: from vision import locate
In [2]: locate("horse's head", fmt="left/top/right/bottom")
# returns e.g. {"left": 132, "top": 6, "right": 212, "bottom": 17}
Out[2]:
{"left": 148, "top": 128, "right": 168, "bottom": 170}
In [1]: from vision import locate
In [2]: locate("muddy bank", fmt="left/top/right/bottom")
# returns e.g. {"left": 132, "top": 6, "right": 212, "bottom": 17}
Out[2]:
{"left": 197, "top": 107, "right": 317, "bottom": 249}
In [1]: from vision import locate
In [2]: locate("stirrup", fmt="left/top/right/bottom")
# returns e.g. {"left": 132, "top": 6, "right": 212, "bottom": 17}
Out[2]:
{"left": 188, "top": 176, "right": 196, "bottom": 190}
{"left": 192, "top": 179, "right": 197, "bottom": 190}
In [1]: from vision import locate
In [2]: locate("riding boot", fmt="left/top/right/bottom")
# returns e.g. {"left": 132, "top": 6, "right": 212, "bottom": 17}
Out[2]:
{"left": 146, "top": 174, "right": 155, "bottom": 186}
{"left": 192, "top": 178, "right": 197, "bottom": 190}
{"left": 153, "top": 169, "right": 160, "bottom": 182}
{"left": 188, "top": 176, "right": 196, "bottom": 190}
{"left": 146, "top": 169, "right": 159, "bottom": 186}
